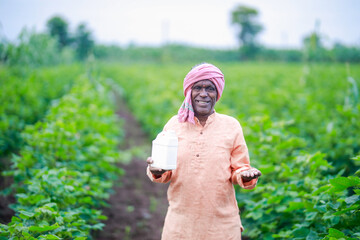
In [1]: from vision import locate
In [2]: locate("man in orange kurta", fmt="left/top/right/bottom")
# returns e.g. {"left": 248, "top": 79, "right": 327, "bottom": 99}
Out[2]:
{"left": 147, "top": 112, "right": 258, "bottom": 240}
{"left": 146, "top": 63, "right": 261, "bottom": 240}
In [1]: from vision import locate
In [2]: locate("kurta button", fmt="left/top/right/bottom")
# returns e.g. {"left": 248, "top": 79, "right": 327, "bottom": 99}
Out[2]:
{"left": 196, "top": 154, "right": 199, "bottom": 157}
{"left": 200, "top": 132, "right": 203, "bottom": 134}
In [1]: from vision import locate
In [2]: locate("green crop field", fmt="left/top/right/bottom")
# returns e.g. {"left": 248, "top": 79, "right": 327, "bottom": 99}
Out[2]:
{"left": 0, "top": 66, "right": 125, "bottom": 239}
{"left": 1, "top": 61, "right": 359, "bottom": 239}
{"left": 100, "top": 61, "right": 360, "bottom": 239}
{"left": 100, "top": 62, "right": 360, "bottom": 164}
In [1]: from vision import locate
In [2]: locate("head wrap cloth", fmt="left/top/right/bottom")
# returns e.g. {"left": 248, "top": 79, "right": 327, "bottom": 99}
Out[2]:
{"left": 178, "top": 63, "right": 225, "bottom": 124}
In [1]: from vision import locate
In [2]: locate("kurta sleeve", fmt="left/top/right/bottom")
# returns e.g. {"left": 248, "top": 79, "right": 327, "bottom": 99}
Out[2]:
{"left": 230, "top": 122, "right": 258, "bottom": 190}
{"left": 146, "top": 166, "right": 172, "bottom": 183}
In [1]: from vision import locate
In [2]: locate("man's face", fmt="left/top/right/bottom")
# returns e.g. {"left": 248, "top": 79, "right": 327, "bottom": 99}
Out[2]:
{"left": 191, "top": 80, "right": 217, "bottom": 118}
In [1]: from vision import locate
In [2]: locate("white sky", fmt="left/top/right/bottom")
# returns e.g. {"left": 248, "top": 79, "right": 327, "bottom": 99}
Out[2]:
{"left": 1, "top": 0, "right": 359, "bottom": 49}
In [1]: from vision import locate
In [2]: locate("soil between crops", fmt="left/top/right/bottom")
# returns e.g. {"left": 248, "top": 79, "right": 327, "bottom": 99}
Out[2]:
{"left": 0, "top": 155, "right": 15, "bottom": 224}
{"left": 94, "top": 97, "right": 168, "bottom": 240}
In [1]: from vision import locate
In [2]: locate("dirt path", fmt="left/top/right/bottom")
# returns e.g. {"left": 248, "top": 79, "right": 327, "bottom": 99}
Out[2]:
{"left": 0, "top": 155, "right": 15, "bottom": 224}
{"left": 94, "top": 97, "right": 168, "bottom": 240}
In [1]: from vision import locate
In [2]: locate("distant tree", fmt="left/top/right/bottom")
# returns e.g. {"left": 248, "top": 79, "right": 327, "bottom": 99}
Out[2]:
{"left": 6, "top": 28, "right": 63, "bottom": 67}
{"left": 74, "top": 23, "right": 94, "bottom": 60}
{"left": 0, "top": 41, "right": 7, "bottom": 63}
{"left": 303, "top": 32, "right": 323, "bottom": 50}
{"left": 302, "top": 20, "right": 328, "bottom": 61}
{"left": 46, "top": 16, "right": 70, "bottom": 49}
{"left": 303, "top": 21, "right": 323, "bottom": 50}
{"left": 332, "top": 42, "right": 360, "bottom": 62}
{"left": 231, "top": 5, "right": 263, "bottom": 59}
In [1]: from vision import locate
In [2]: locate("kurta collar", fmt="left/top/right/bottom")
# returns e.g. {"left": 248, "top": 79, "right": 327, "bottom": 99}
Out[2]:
{"left": 194, "top": 110, "right": 217, "bottom": 127}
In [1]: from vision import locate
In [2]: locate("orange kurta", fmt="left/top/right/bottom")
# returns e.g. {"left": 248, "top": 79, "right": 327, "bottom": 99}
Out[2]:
{"left": 147, "top": 112, "right": 258, "bottom": 240}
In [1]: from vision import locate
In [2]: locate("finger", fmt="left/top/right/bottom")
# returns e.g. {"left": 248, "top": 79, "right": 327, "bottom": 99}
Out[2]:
{"left": 253, "top": 173, "right": 260, "bottom": 178}
{"left": 146, "top": 157, "right": 153, "bottom": 164}
{"left": 150, "top": 167, "right": 163, "bottom": 172}
{"left": 151, "top": 169, "right": 166, "bottom": 175}
{"left": 250, "top": 168, "right": 261, "bottom": 176}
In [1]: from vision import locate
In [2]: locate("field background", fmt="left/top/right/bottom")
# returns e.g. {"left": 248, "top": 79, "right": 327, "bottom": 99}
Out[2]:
{"left": 100, "top": 61, "right": 360, "bottom": 239}
{"left": 1, "top": 3, "right": 360, "bottom": 239}
{"left": 1, "top": 60, "right": 359, "bottom": 239}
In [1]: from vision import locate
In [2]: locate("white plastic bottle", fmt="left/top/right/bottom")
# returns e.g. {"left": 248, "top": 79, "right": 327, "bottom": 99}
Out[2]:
{"left": 151, "top": 130, "right": 178, "bottom": 170}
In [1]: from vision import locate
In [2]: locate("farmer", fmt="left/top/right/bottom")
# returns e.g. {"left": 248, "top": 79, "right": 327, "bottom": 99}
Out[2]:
{"left": 146, "top": 63, "right": 261, "bottom": 240}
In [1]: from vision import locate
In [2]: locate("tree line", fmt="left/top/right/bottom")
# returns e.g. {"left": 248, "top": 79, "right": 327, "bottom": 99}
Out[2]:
{"left": 0, "top": 4, "right": 359, "bottom": 66}
{"left": 0, "top": 15, "right": 94, "bottom": 67}
{"left": 230, "top": 5, "right": 360, "bottom": 62}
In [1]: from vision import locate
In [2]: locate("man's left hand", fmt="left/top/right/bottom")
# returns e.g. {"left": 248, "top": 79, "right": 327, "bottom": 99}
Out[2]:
{"left": 241, "top": 167, "right": 262, "bottom": 181}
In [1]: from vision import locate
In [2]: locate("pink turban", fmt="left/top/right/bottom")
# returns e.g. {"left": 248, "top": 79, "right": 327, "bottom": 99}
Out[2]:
{"left": 178, "top": 63, "right": 225, "bottom": 124}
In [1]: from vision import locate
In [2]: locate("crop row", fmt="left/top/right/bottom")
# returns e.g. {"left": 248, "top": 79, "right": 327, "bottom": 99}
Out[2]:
{"left": 99, "top": 62, "right": 360, "bottom": 239}
{"left": 0, "top": 65, "right": 84, "bottom": 157}
{"left": 0, "top": 75, "right": 124, "bottom": 239}
{"left": 236, "top": 115, "right": 360, "bottom": 239}
{"left": 101, "top": 62, "right": 360, "bottom": 168}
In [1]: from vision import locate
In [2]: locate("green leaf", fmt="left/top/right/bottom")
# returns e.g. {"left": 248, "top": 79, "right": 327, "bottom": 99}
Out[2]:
{"left": 91, "top": 223, "right": 104, "bottom": 230}
{"left": 306, "top": 230, "right": 319, "bottom": 240}
{"left": 345, "top": 195, "right": 360, "bottom": 206}
{"left": 259, "top": 165, "right": 276, "bottom": 175}
{"left": 328, "top": 228, "right": 345, "bottom": 238}
{"left": 315, "top": 204, "right": 326, "bottom": 213}
{"left": 329, "top": 177, "right": 354, "bottom": 191}
{"left": 247, "top": 210, "right": 262, "bottom": 220}
{"left": 16, "top": 193, "right": 28, "bottom": 199}
{"left": 0, "top": 223, "right": 9, "bottom": 231}
{"left": 97, "top": 214, "right": 108, "bottom": 220}
{"left": 285, "top": 202, "right": 304, "bottom": 212}
{"left": 21, "top": 230, "right": 30, "bottom": 237}
{"left": 10, "top": 216, "right": 21, "bottom": 223}
{"left": 29, "top": 223, "right": 59, "bottom": 233}
{"left": 305, "top": 212, "right": 317, "bottom": 221}
{"left": 348, "top": 176, "right": 360, "bottom": 186}
{"left": 44, "top": 203, "right": 58, "bottom": 209}
{"left": 272, "top": 230, "right": 292, "bottom": 238}
{"left": 38, "top": 234, "right": 61, "bottom": 239}
{"left": 292, "top": 227, "right": 310, "bottom": 238}
{"left": 275, "top": 205, "right": 287, "bottom": 213}
{"left": 333, "top": 204, "right": 359, "bottom": 215}
{"left": 327, "top": 201, "right": 340, "bottom": 210}
{"left": 312, "top": 184, "right": 331, "bottom": 195}
{"left": 19, "top": 210, "right": 35, "bottom": 219}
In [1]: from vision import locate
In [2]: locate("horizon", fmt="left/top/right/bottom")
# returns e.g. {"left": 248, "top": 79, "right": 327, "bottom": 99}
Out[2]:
{"left": 1, "top": 0, "right": 360, "bottom": 49}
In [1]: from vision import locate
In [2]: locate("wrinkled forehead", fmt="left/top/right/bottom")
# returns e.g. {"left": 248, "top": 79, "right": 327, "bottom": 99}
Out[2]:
{"left": 192, "top": 79, "right": 216, "bottom": 87}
